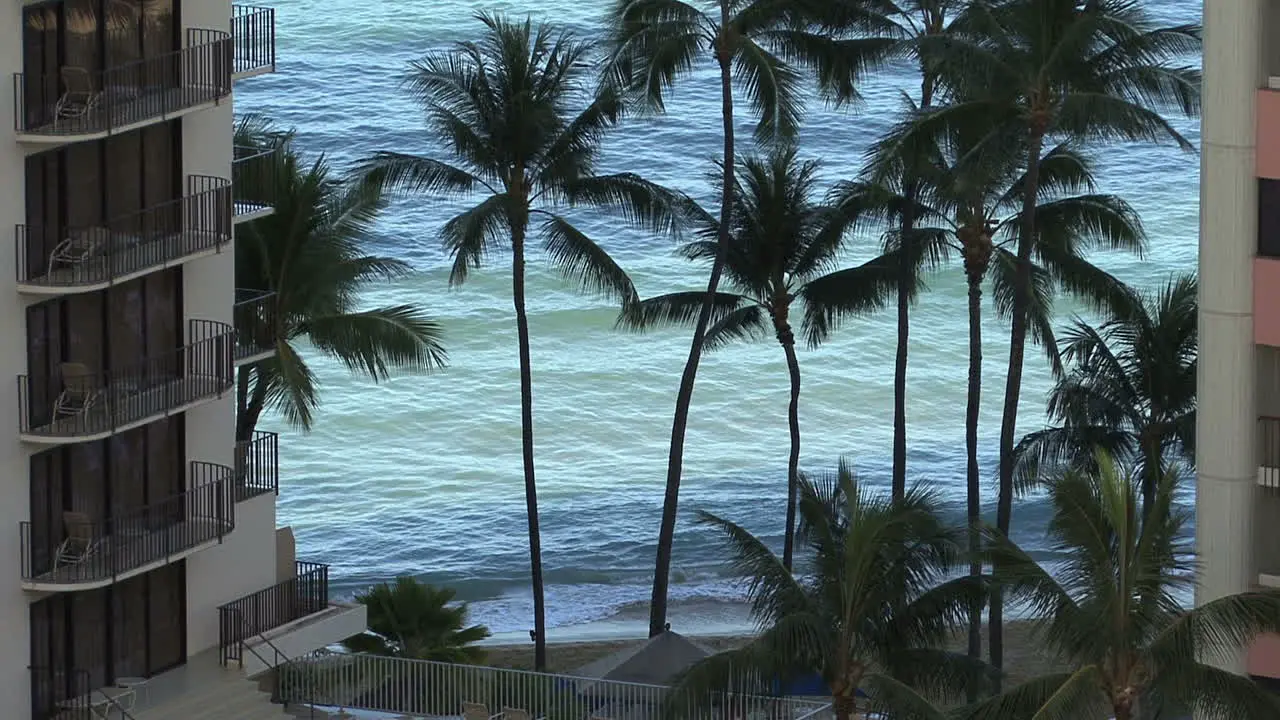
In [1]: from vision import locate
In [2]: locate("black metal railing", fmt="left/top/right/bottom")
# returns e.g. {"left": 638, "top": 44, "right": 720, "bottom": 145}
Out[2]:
{"left": 1262, "top": 416, "right": 1280, "bottom": 488}
{"left": 20, "top": 463, "right": 234, "bottom": 587}
{"left": 17, "top": 174, "right": 232, "bottom": 290}
{"left": 30, "top": 666, "right": 138, "bottom": 720}
{"left": 236, "top": 429, "right": 279, "bottom": 501}
{"left": 232, "top": 5, "right": 277, "bottom": 77}
{"left": 218, "top": 561, "right": 331, "bottom": 667}
{"left": 18, "top": 319, "right": 234, "bottom": 439}
{"left": 14, "top": 28, "right": 232, "bottom": 137}
{"left": 233, "top": 145, "right": 279, "bottom": 218}
{"left": 234, "top": 288, "right": 278, "bottom": 362}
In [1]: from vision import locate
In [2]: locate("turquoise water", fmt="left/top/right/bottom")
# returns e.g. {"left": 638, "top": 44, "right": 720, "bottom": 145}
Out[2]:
{"left": 234, "top": 1, "right": 1203, "bottom": 634}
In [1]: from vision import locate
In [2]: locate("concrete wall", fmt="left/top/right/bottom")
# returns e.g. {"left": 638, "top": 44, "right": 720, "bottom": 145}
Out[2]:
{"left": 0, "top": 2, "right": 32, "bottom": 715}
{"left": 187, "top": 492, "right": 277, "bottom": 655}
{"left": 1198, "top": 0, "right": 1265, "bottom": 678}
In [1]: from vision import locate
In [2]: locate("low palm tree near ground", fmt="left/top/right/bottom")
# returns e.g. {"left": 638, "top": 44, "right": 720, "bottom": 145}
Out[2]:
{"left": 343, "top": 577, "right": 491, "bottom": 663}
{"left": 964, "top": 454, "right": 1280, "bottom": 720}
{"left": 911, "top": 0, "right": 1200, "bottom": 672}
{"left": 606, "top": 0, "right": 892, "bottom": 636}
{"left": 234, "top": 118, "right": 446, "bottom": 441}
{"left": 845, "top": 131, "right": 1144, "bottom": 666}
{"left": 667, "top": 463, "right": 990, "bottom": 720}
{"left": 354, "top": 13, "right": 683, "bottom": 670}
{"left": 619, "top": 149, "right": 897, "bottom": 571}
{"left": 1013, "top": 274, "right": 1197, "bottom": 514}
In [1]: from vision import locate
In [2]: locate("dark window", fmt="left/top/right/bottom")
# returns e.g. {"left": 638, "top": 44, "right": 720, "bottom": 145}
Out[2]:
{"left": 1260, "top": 178, "right": 1280, "bottom": 258}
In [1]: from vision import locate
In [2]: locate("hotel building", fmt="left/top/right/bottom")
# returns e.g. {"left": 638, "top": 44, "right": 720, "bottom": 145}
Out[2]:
{"left": 1201, "top": 0, "right": 1280, "bottom": 684}
{"left": 0, "top": 1, "right": 365, "bottom": 718}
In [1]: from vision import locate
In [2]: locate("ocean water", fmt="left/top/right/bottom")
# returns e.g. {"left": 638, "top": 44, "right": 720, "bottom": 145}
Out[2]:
{"left": 233, "top": 1, "right": 1203, "bottom": 636}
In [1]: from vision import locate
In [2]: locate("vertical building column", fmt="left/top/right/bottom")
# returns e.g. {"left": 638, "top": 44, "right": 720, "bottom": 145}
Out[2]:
{"left": 1197, "top": 0, "right": 1264, "bottom": 657}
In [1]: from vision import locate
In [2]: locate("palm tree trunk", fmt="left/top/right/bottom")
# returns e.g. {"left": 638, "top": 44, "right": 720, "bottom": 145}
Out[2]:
{"left": 778, "top": 322, "right": 801, "bottom": 571}
{"left": 1141, "top": 429, "right": 1161, "bottom": 515}
{"left": 236, "top": 369, "right": 268, "bottom": 442}
{"left": 832, "top": 693, "right": 856, "bottom": 720}
{"left": 891, "top": 240, "right": 910, "bottom": 502}
{"left": 991, "top": 129, "right": 1046, "bottom": 678}
{"left": 648, "top": 6, "right": 736, "bottom": 637}
{"left": 511, "top": 224, "right": 548, "bottom": 670}
{"left": 964, "top": 269, "right": 984, "bottom": 680}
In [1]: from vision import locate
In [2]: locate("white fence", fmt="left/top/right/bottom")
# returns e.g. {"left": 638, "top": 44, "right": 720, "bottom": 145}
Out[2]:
{"left": 279, "top": 651, "right": 834, "bottom": 720}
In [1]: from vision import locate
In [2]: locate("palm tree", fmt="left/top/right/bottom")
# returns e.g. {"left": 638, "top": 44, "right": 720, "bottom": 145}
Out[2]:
{"left": 606, "top": 0, "right": 886, "bottom": 639}
{"left": 234, "top": 121, "right": 446, "bottom": 441}
{"left": 343, "top": 577, "right": 491, "bottom": 663}
{"left": 353, "top": 14, "right": 683, "bottom": 670}
{"left": 843, "top": 130, "right": 1145, "bottom": 668}
{"left": 1013, "top": 274, "right": 1197, "bottom": 514}
{"left": 667, "top": 463, "right": 990, "bottom": 720}
{"left": 618, "top": 148, "right": 897, "bottom": 571}
{"left": 912, "top": 0, "right": 1201, "bottom": 672}
{"left": 964, "top": 454, "right": 1280, "bottom": 720}
{"left": 814, "top": 0, "right": 972, "bottom": 500}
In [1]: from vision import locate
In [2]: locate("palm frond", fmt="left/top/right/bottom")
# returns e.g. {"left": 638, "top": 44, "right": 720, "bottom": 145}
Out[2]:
{"left": 537, "top": 213, "right": 638, "bottom": 305}
{"left": 616, "top": 291, "right": 748, "bottom": 332}
{"left": 303, "top": 305, "right": 448, "bottom": 380}
{"left": 797, "top": 252, "right": 898, "bottom": 348}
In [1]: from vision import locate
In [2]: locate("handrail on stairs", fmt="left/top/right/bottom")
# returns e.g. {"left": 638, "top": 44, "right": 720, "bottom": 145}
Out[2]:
{"left": 238, "top": 630, "right": 321, "bottom": 719}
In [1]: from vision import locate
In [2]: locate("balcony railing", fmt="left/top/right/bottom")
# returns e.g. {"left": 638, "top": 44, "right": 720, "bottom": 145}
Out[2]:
{"left": 16, "top": 174, "right": 232, "bottom": 293}
{"left": 218, "top": 561, "right": 330, "bottom": 667}
{"left": 20, "top": 462, "right": 234, "bottom": 589}
{"left": 232, "top": 5, "right": 277, "bottom": 79}
{"left": 18, "top": 319, "right": 234, "bottom": 443}
{"left": 233, "top": 145, "right": 279, "bottom": 220}
{"left": 1262, "top": 416, "right": 1280, "bottom": 488}
{"left": 14, "top": 29, "right": 232, "bottom": 140}
{"left": 233, "top": 289, "right": 278, "bottom": 363}
{"left": 236, "top": 429, "right": 279, "bottom": 501}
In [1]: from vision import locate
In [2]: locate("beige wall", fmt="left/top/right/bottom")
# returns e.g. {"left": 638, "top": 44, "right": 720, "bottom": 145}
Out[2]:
{"left": 186, "top": 491, "right": 278, "bottom": 655}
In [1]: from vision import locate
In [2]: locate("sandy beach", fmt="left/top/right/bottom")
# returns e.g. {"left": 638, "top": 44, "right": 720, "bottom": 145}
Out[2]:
{"left": 479, "top": 620, "right": 1063, "bottom": 688}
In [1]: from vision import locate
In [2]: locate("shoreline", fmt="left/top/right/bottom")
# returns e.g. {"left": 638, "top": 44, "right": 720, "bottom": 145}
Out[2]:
{"left": 477, "top": 620, "right": 1062, "bottom": 687}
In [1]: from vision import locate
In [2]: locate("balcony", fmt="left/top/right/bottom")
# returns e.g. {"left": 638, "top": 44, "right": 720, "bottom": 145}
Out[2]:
{"left": 16, "top": 175, "right": 232, "bottom": 296}
{"left": 219, "top": 561, "right": 367, "bottom": 676}
{"left": 19, "top": 462, "right": 234, "bottom": 592}
{"left": 233, "top": 145, "right": 278, "bottom": 223}
{"left": 13, "top": 29, "right": 232, "bottom": 145}
{"left": 232, "top": 5, "right": 277, "bottom": 80}
{"left": 236, "top": 430, "right": 279, "bottom": 501}
{"left": 18, "top": 320, "right": 235, "bottom": 445}
{"left": 233, "top": 289, "right": 278, "bottom": 365}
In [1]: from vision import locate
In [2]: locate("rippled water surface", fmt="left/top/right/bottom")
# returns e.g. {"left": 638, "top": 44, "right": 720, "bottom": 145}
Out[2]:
{"left": 234, "top": 0, "right": 1203, "bottom": 632}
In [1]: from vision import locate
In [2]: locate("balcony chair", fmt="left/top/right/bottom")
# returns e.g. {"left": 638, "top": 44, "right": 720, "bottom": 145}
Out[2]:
{"left": 53, "top": 67, "right": 102, "bottom": 131}
{"left": 48, "top": 226, "right": 111, "bottom": 282}
{"left": 55, "top": 510, "right": 102, "bottom": 567}
{"left": 462, "top": 702, "right": 503, "bottom": 720}
{"left": 53, "top": 362, "right": 101, "bottom": 423}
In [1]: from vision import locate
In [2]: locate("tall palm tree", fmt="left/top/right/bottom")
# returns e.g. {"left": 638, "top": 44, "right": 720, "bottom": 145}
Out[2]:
{"left": 913, "top": 0, "right": 1201, "bottom": 672}
{"left": 353, "top": 14, "right": 683, "bottom": 671}
{"left": 234, "top": 120, "right": 446, "bottom": 441}
{"left": 1013, "top": 274, "right": 1197, "bottom": 513}
{"left": 843, "top": 131, "right": 1145, "bottom": 668}
{"left": 815, "top": 0, "right": 971, "bottom": 500}
{"left": 343, "top": 577, "right": 491, "bottom": 664}
{"left": 667, "top": 463, "right": 990, "bottom": 720}
{"left": 964, "top": 455, "right": 1280, "bottom": 720}
{"left": 606, "top": 0, "right": 887, "bottom": 639}
{"left": 619, "top": 149, "right": 897, "bottom": 570}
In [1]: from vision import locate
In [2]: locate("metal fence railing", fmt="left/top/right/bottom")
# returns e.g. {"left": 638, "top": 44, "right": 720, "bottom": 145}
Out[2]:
{"left": 20, "top": 462, "right": 234, "bottom": 587}
{"left": 233, "top": 288, "right": 277, "bottom": 362}
{"left": 235, "top": 429, "right": 279, "bottom": 501}
{"left": 18, "top": 319, "right": 234, "bottom": 440}
{"left": 232, "top": 145, "right": 279, "bottom": 219}
{"left": 276, "top": 651, "right": 833, "bottom": 720}
{"left": 218, "top": 561, "right": 330, "bottom": 667}
{"left": 1260, "top": 416, "right": 1280, "bottom": 488}
{"left": 17, "top": 174, "right": 232, "bottom": 290}
{"left": 31, "top": 666, "right": 140, "bottom": 720}
{"left": 14, "top": 28, "right": 231, "bottom": 137}
{"left": 232, "top": 5, "right": 277, "bottom": 77}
